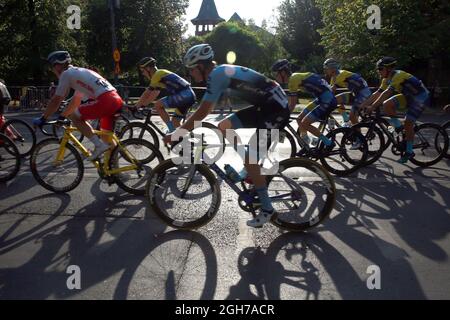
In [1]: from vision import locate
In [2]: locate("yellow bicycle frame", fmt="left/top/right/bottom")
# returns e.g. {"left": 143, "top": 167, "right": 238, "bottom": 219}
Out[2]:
{"left": 54, "top": 125, "right": 139, "bottom": 177}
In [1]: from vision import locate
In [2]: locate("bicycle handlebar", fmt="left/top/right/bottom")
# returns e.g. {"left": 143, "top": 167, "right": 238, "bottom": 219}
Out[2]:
{"left": 36, "top": 118, "right": 71, "bottom": 136}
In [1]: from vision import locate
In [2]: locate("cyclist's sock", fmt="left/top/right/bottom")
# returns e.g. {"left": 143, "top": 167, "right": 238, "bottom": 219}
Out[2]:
{"left": 342, "top": 112, "right": 350, "bottom": 122}
{"left": 255, "top": 187, "right": 274, "bottom": 212}
{"left": 406, "top": 141, "right": 413, "bottom": 153}
{"left": 166, "top": 121, "right": 175, "bottom": 133}
{"left": 89, "top": 135, "right": 103, "bottom": 147}
{"left": 389, "top": 117, "right": 402, "bottom": 129}
{"left": 319, "top": 134, "right": 333, "bottom": 146}
{"left": 239, "top": 168, "right": 248, "bottom": 180}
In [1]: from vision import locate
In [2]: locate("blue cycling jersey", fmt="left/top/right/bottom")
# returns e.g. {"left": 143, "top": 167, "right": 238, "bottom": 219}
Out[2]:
{"left": 202, "top": 65, "right": 288, "bottom": 109}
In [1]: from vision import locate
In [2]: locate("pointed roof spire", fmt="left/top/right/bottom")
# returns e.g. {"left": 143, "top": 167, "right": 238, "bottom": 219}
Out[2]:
{"left": 191, "top": 0, "right": 225, "bottom": 25}
{"left": 228, "top": 12, "right": 244, "bottom": 23}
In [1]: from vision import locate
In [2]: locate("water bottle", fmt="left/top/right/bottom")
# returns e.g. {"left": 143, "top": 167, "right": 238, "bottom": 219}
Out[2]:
{"left": 224, "top": 164, "right": 243, "bottom": 183}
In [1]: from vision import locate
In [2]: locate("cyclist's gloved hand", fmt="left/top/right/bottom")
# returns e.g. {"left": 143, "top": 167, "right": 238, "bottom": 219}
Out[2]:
{"left": 32, "top": 116, "right": 46, "bottom": 127}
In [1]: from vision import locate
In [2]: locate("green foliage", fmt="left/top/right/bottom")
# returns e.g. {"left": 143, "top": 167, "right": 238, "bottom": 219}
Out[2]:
{"left": 185, "top": 22, "right": 286, "bottom": 75}
{"left": 276, "top": 0, "right": 324, "bottom": 64}
{"left": 315, "top": 0, "right": 450, "bottom": 82}
{"left": 0, "top": 0, "right": 189, "bottom": 85}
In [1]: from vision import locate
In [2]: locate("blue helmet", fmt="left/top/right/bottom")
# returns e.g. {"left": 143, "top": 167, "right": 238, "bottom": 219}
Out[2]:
{"left": 47, "top": 51, "right": 72, "bottom": 65}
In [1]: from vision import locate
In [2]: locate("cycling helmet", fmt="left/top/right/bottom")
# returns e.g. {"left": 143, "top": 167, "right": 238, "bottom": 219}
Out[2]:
{"left": 323, "top": 58, "right": 340, "bottom": 70}
{"left": 47, "top": 51, "right": 72, "bottom": 65}
{"left": 271, "top": 59, "right": 290, "bottom": 72}
{"left": 137, "top": 57, "right": 156, "bottom": 68}
{"left": 183, "top": 44, "right": 214, "bottom": 68}
{"left": 376, "top": 57, "right": 397, "bottom": 69}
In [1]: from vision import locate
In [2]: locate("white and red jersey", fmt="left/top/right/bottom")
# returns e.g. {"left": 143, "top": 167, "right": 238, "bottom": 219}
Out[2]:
{"left": 55, "top": 66, "right": 116, "bottom": 99}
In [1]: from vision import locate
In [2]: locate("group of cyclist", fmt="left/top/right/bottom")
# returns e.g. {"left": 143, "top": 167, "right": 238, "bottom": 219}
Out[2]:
{"left": 31, "top": 44, "right": 431, "bottom": 228}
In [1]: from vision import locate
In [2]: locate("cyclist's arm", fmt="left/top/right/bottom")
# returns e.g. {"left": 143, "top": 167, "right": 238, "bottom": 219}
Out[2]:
{"left": 360, "top": 91, "right": 381, "bottom": 109}
{"left": 371, "top": 88, "right": 394, "bottom": 110}
{"left": 288, "top": 95, "right": 298, "bottom": 112}
{"left": 136, "top": 88, "right": 160, "bottom": 108}
{"left": 61, "top": 91, "right": 83, "bottom": 117}
{"left": 43, "top": 95, "right": 65, "bottom": 120}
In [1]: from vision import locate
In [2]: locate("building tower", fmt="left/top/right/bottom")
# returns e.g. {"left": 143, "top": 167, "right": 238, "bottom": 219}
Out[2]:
{"left": 191, "top": 0, "right": 225, "bottom": 36}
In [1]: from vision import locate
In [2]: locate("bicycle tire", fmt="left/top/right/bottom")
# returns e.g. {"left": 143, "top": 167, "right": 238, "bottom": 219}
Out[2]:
{"left": 0, "top": 133, "right": 21, "bottom": 182}
{"left": 109, "top": 138, "right": 164, "bottom": 195}
{"left": 30, "top": 138, "right": 84, "bottom": 193}
{"left": 119, "top": 122, "right": 160, "bottom": 149}
{"left": 318, "top": 127, "right": 368, "bottom": 176}
{"left": 267, "top": 157, "right": 336, "bottom": 231}
{"left": 409, "top": 122, "right": 448, "bottom": 167}
{"left": 438, "top": 120, "right": 450, "bottom": 159}
{"left": 0, "top": 119, "right": 36, "bottom": 157}
{"left": 145, "top": 159, "right": 221, "bottom": 229}
{"left": 352, "top": 122, "right": 385, "bottom": 166}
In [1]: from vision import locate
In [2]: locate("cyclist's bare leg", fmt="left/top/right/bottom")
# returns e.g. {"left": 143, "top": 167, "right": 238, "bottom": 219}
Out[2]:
{"left": 404, "top": 119, "right": 414, "bottom": 142}
{"left": 299, "top": 117, "right": 321, "bottom": 138}
{"left": 218, "top": 119, "right": 265, "bottom": 188}
{"left": 154, "top": 100, "right": 171, "bottom": 126}
{"left": 382, "top": 99, "right": 397, "bottom": 117}
{"left": 68, "top": 113, "right": 95, "bottom": 138}
{"left": 172, "top": 117, "right": 181, "bottom": 128}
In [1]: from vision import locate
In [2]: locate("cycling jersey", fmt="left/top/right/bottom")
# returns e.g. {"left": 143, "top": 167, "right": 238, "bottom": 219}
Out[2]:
{"left": 55, "top": 66, "right": 116, "bottom": 99}
{"left": 331, "top": 70, "right": 369, "bottom": 94}
{"left": 202, "top": 65, "right": 288, "bottom": 109}
{"left": 149, "top": 69, "right": 191, "bottom": 95}
{"left": 378, "top": 70, "right": 428, "bottom": 97}
{"left": 288, "top": 73, "right": 332, "bottom": 98}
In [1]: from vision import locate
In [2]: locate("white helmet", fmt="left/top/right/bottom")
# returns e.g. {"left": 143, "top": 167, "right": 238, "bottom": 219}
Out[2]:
{"left": 183, "top": 44, "right": 214, "bottom": 68}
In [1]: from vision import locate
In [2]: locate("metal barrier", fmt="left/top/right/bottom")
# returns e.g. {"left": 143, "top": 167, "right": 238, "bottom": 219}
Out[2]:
{"left": 4, "top": 84, "right": 449, "bottom": 113}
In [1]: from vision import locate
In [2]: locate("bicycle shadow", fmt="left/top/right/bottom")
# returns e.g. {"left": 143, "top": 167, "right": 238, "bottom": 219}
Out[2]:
{"left": 0, "top": 194, "right": 219, "bottom": 300}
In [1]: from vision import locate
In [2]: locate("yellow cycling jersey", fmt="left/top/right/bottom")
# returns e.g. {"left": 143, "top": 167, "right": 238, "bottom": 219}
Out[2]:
{"left": 331, "top": 70, "right": 368, "bottom": 94}
{"left": 149, "top": 69, "right": 190, "bottom": 95}
{"left": 378, "top": 70, "right": 427, "bottom": 97}
{"left": 288, "top": 72, "right": 331, "bottom": 97}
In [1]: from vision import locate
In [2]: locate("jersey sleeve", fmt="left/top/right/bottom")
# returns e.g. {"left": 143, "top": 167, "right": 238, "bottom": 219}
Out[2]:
{"left": 377, "top": 78, "right": 390, "bottom": 93}
{"left": 287, "top": 75, "right": 301, "bottom": 96}
{"left": 149, "top": 70, "right": 165, "bottom": 90}
{"left": 201, "top": 67, "right": 230, "bottom": 104}
{"left": 387, "top": 72, "right": 404, "bottom": 94}
{"left": 55, "top": 71, "right": 71, "bottom": 98}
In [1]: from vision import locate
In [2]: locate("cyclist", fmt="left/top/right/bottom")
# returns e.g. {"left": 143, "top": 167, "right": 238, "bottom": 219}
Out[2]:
{"left": 323, "top": 58, "right": 372, "bottom": 148}
{"left": 135, "top": 57, "right": 196, "bottom": 133}
{"left": 272, "top": 59, "right": 337, "bottom": 150}
{"left": 362, "top": 57, "right": 430, "bottom": 163}
{"left": 164, "top": 44, "right": 290, "bottom": 228}
{"left": 33, "top": 51, "right": 124, "bottom": 160}
{"left": 0, "top": 79, "right": 11, "bottom": 115}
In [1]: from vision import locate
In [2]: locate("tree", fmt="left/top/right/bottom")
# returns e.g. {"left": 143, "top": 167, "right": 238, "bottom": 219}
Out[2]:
{"left": 0, "top": 0, "right": 86, "bottom": 85}
{"left": 185, "top": 22, "right": 286, "bottom": 75}
{"left": 316, "top": 0, "right": 450, "bottom": 83}
{"left": 276, "top": 0, "right": 324, "bottom": 64}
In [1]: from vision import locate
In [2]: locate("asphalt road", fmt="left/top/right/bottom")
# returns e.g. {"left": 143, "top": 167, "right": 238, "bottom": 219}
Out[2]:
{"left": 1, "top": 110, "right": 450, "bottom": 300}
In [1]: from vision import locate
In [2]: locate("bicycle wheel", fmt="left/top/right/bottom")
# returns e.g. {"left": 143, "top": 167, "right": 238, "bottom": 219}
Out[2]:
{"left": 318, "top": 127, "right": 368, "bottom": 176}
{"left": 109, "top": 138, "right": 164, "bottom": 196}
{"left": 352, "top": 122, "right": 385, "bottom": 166}
{"left": 0, "top": 133, "right": 21, "bottom": 182}
{"left": 436, "top": 121, "right": 450, "bottom": 160}
{"left": 1, "top": 119, "right": 36, "bottom": 157}
{"left": 267, "top": 157, "right": 336, "bottom": 231}
{"left": 266, "top": 129, "right": 297, "bottom": 161}
{"left": 145, "top": 159, "right": 221, "bottom": 229}
{"left": 30, "top": 138, "right": 84, "bottom": 193}
{"left": 409, "top": 123, "right": 448, "bottom": 167}
{"left": 119, "top": 122, "right": 160, "bottom": 149}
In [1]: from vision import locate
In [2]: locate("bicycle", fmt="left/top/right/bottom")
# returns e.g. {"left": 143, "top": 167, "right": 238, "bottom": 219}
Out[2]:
{"left": 30, "top": 117, "right": 163, "bottom": 195}
{"left": 353, "top": 111, "right": 449, "bottom": 167}
{"left": 0, "top": 132, "right": 21, "bottom": 182}
{"left": 145, "top": 130, "right": 336, "bottom": 232}
{"left": 0, "top": 114, "right": 36, "bottom": 157}
{"left": 268, "top": 112, "right": 369, "bottom": 176}
{"left": 50, "top": 101, "right": 130, "bottom": 142}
